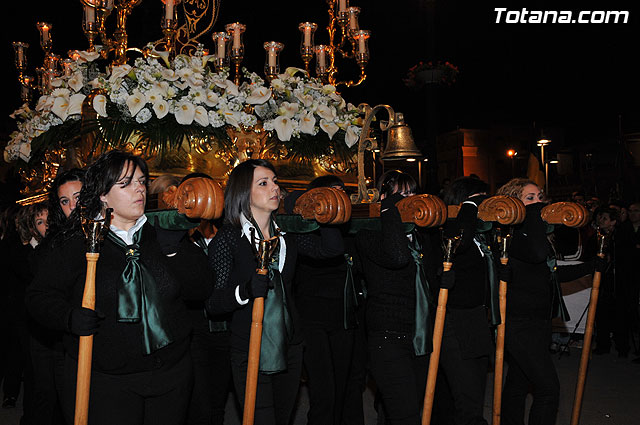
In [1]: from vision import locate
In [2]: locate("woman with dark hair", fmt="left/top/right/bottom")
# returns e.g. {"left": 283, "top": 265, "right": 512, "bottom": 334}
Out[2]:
{"left": 46, "top": 168, "right": 84, "bottom": 237}
{"left": 26, "top": 150, "right": 209, "bottom": 425}
{"left": 439, "top": 176, "right": 493, "bottom": 425}
{"left": 205, "top": 159, "right": 343, "bottom": 425}
{"left": 496, "top": 178, "right": 593, "bottom": 425}
{"left": 356, "top": 169, "right": 437, "bottom": 425}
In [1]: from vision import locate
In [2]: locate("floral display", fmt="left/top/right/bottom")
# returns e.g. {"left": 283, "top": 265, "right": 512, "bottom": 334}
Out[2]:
{"left": 4, "top": 48, "right": 362, "bottom": 163}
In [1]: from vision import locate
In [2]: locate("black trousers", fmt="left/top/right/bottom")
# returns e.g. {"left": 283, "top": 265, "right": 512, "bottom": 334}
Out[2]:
{"left": 187, "top": 330, "right": 233, "bottom": 425}
{"left": 342, "top": 304, "right": 368, "bottom": 425}
{"left": 595, "top": 282, "right": 631, "bottom": 354}
{"left": 231, "top": 342, "right": 303, "bottom": 425}
{"left": 502, "top": 318, "right": 559, "bottom": 425}
{"left": 302, "top": 318, "right": 355, "bottom": 425}
{"left": 62, "top": 353, "right": 193, "bottom": 425}
{"left": 29, "top": 333, "right": 65, "bottom": 425}
{"left": 438, "top": 308, "right": 490, "bottom": 425}
{"left": 368, "top": 331, "right": 428, "bottom": 425}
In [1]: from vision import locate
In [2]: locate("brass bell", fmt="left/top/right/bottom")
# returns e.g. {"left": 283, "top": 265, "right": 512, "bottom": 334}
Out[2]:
{"left": 381, "top": 113, "right": 422, "bottom": 160}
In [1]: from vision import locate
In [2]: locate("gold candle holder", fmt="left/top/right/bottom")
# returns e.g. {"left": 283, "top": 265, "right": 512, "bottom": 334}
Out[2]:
{"left": 13, "top": 41, "right": 29, "bottom": 75}
{"left": 314, "top": 45, "right": 331, "bottom": 83}
{"left": 212, "top": 32, "right": 231, "bottom": 71}
{"left": 298, "top": 22, "right": 317, "bottom": 74}
{"left": 225, "top": 22, "right": 246, "bottom": 86}
{"left": 263, "top": 41, "right": 284, "bottom": 82}
{"left": 346, "top": 6, "right": 360, "bottom": 36}
{"left": 82, "top": 5, "right": 97, "bottom": 50}
{"left": 36, "top": 22, "right": 53, "bottom": 53}
{"left": 20, "top": 75, "right": 35, "bottom": 103}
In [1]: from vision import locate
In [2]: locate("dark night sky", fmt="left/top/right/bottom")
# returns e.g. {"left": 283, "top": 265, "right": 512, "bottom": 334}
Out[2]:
{"left": 3, "top": 0, "right": 640, "bottom": 163}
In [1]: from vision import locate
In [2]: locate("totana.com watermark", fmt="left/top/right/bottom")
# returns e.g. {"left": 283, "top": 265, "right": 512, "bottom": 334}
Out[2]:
{"left": 494, "top": 8, "right": 629, "bottom": 24}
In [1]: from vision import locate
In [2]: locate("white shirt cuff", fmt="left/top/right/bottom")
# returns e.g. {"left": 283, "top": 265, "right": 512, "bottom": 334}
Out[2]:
{"left": 235, "top": 285, "right": 249, "bottom": 305}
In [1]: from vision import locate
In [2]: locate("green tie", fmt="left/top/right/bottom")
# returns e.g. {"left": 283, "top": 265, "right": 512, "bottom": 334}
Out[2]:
{"left": 343, "top": 254, "right": 359, "bottom": 330}
{"left": 407, "top": 233, "right": 432, "bottom": 356}
{"left": 251, "top": 221, "right": 292, "bottom": 374}
{"left": 107, "top": 229, "right": 174, "bottom": 355}
{"left": 476, "top": 233, "right": 501, "bottom": 326}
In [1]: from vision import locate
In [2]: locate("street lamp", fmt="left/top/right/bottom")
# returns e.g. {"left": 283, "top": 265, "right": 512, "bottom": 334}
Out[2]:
{"left": 544, "top": 157, "right": 558, "bottom": 197}
{"left": 537, "top": 138, "right": 551, "bottom": 193}
{"left": 507, "top": 149, "right": 517, "bottom": 177}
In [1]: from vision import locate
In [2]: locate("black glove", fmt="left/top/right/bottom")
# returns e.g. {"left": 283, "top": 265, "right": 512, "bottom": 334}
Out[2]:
{"left": 440, "top": 269, "right": 455, "bottom": 290}
{"left": 594, "top": 256, "right": 608, "bottom": 273}
{"left": 240, "top": 273, "right": 270, "bottom": 300}
{"left": 498, "top": 262, "right": 512, "bottom": 282}
{"left": 381, "top": 192, "right": 405, "bottom": 213}
{"left": 68, "top": 307, "right": 104, "bottom": 336}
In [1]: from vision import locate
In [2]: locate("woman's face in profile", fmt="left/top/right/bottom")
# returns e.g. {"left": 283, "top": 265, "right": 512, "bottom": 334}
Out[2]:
{"left": 250, "top": 166, "right": 281, "bottom": 216}
{"left": 100, "top": 163, "right": 147, "bottom": 228}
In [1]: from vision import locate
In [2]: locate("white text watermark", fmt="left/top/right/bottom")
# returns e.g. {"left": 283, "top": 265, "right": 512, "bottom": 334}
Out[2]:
{"left": 494, "top": 8, "right": 629, "bottom": 24}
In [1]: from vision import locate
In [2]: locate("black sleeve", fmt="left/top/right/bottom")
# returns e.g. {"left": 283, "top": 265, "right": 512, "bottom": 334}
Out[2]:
{"left": 293, "top": 226, "right": 345, "bottom": 259}
{"left": 165, "top": 237, "right": 213, "bottom": 301}
{"left": 509, "top": 203, "right": 550, "bottom": 264}
{"left": 557, "top": 262, "right": 593, "bottom": 283}
{"left": 205, "top": 226, "right": 247, "bottom": 315}
{"left": 356, "top": 205, "right": 411, "bottom": 270}
{"left": 444, "top": 202, "right": 478, "bottom": 254}
{"left": 25, "top": 238, "right": 85, "bottom": 333}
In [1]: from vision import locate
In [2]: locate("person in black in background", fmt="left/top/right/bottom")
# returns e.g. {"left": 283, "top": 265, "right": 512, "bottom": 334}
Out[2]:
{"left": 28, "top": 168, "right": 85, "bottom": 425}
{"left": 496, "top": 178, "right": 596, "bottom": 425}
{"left": 205, "top": 159, "right": 344, "bottom": 425}
{"left": 2, "top": 202, "right": 48, "bottom": 422}
{"left": 439, "top": 177, "right": 493, "bottom": 425}
{"left": 26, "top": 151, "right": 211, "bottom": 425}
{"left": 356, "top": 170, "right": 437, "bottom": 425}
{"left": 628, "top": 203, "right": 640, "bottom": 363}
{"left": 291, "top": 175, "right": 359, "bottom": 425}
{"left": 175, "top": 172, "right": 235, "bottom": 425}
{"left": 588, "top": 207, "right": 633, "bottom": 358}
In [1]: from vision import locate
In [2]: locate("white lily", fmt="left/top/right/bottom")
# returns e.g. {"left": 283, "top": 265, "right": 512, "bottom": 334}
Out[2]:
{"left": 221, "top": 109, "right": 241, "bottom": 128}
{"left": 174, "top": 100, "right": 196, "bottom": 124}
{"left": 50, "top": 78, "right": 64, "bottom": 88}
{"left": 109, "top": 64, "right": 132, "bottom": 83}
{"left": 299, "top": 112, "right": 316, "bottom": 135}
{"left": 153, "top": 99, "right": 169, "bottom": 119}
{"left": 177, "top": 67, "right": 193, "bottom": 81}
{"left": 36, "top": 96, "right": 54, "bottom": 112}
{"left": 295, "top": 91, "right": 314, "bottom": 108}
{"left": 316, "top": 104, "right": 336, "bottom": 121}
{"left": 126, "top": 90, "right": 147, "bottom": 117}
{"left": 77, "top": 50, "right": 101, "bottom": 63}
{"left": 93, "top": 94, "right": 108, "bottom": 117}
{"left": 246, "top": 87, "right": 271, "bottom": 104}
{"left": 270, "top": 78, "right": 286, "bottom": 92}
{"left": 189, "top": 87, "right": 207, "bottom": 104}
{"left": 345, "top": 125, "right": 361, "bottom": 148}
{"left": 68, "top": 71, "right": 84, "bottom": 93}
{"left": 18, "top": 141, "right": 31, "bottom": 162}
{"left": 273, "top": 116, "right": 295, "bottom": 141}
{"left": 319, "top": 119, "right": 339, "bottom": 139}
{"left": 204, "top": 90, "right": 219, "bottom": 107}
{"left": 161, "top": 68, "right": 179, "bottom": 81}
{"left": 68, "top": 94, "right": 86, "bottom": 116}
{"left": 51, "top": 96, "right": 70, "bottom": 121}
{"left": 278, "top": 101, "right": 299, "bottom": 118}
{"left": 322, "top": 84, "right": 337, "bottom": 95}
{"left": 215, "top": 80, "right": 239, "bottom": 97}
{"left": 151, "top": 48, "right": 171, "bottom": 67}
{"left": 284, "top": 67, "right": 306, "bottom": 78}
{"left": 146, "top": 88, "right": 165, "bottom": 105}
{"left": 193, "top": 105, "right": 209, "bottom": 126}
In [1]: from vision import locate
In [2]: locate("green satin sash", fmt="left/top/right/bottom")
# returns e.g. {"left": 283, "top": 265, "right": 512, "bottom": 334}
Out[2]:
{"left": 407, "top": 233, "right": 432, "bottom": 356}
{"left": 343, "top": 254, "right": 359, "bottom": 330}
{"left": 476, "top": 233, "right": 501, "bottom": 326}
{"left": 252, "top": 221, "right": 292, "bottom": 374}
{"left": 145, "top": 209, "right": 200, "bottom": 230}
{"left": 107, "top": 230, "right": 174, "bottom": 355}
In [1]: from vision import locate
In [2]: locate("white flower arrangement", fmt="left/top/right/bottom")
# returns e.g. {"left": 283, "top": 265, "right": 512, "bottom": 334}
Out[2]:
{"left": 4, "top": 48, "right": 362, "bottom": 163}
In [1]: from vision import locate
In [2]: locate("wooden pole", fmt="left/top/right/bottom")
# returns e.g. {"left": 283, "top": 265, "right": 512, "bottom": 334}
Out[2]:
{"left": 242, "top": 267, "right": 268, "bottom": 425}
{"left": 421, "top": 261, "right": 451, "bottom": 425}
{"left": 570, "top": 252, "right": 605, "bottom": 425}
{"left": 74, "top": 252, "right": 99, "bottom": 425}
{"left": 492, "top": 257, "right": 509, "bottom": 425}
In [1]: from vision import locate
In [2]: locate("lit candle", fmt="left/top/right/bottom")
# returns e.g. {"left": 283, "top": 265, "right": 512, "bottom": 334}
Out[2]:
{"left": 358, "top": 36, "right": 366, "bottom": 54}
{"left": 165, "top": 0, "right": 174, "bottom": 20}
{"left": 16, "top": 46, "right": 24, "bottom": 67}
{"left": 42, "top": 25, "right": 50, "bottom": 43}
{"left": 304, "top": 26, "right": 311, "bottom": 47}
{"left": 232, "top": 30, "right": 240, "bottom": 49}
{"left": 268, "top": 49, "right": 277, "bottom": 67}
{"left": 217, "top": 37, "right": 225, "bottom": 58}
{"left": 318, "top": 48, "right": 326, "bottom": 68}
{"left": 85, "top": 6, "right": 95, "bottom": 23}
